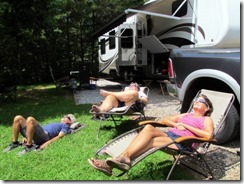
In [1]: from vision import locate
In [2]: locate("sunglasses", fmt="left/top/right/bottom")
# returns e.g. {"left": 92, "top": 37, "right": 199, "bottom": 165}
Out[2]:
{"left": 194, "top": 98, "right": 209, "bottom": 107}
{"left": 65, "top": 116, "right": 71, "bottom": 121}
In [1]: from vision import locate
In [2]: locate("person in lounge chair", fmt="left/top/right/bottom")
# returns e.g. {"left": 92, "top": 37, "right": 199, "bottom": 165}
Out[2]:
{"left": 3, "top": 114, "right": 76, "bottom": 156}
{"left": 91, "top": 82, "right": 148, "bottom": 118}
{"left": 88, "top": 95, "right": 214, "bottom": 176}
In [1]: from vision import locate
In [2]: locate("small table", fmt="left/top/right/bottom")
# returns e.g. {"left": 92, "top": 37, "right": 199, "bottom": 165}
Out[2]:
{"left": 158, "top": 80, "right": 169, "bottom": 95}
{"left": 70, "top": 71, "right": 79, "bottom": 75}
{"left": 142, "top": 80, "right": 153, "bottom": 88}
{"left": 69, "top": 71, "right": 80, "bottom": 80}
{"left": 89, "top": 77, "right": 98, "bottom": 85}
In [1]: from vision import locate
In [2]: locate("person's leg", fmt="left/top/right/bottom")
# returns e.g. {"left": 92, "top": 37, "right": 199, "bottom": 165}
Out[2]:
{"left": 100, "top": 90, "right": 138, "bottom": 105}
{"left": 25, "top": 116, "right": 39, "bottom": 146}
{"left": 17, "top": 117, "right": 49, "bottom": 156}
{"left": 113, "top": 125, "right": 178, "bottom": 163}
{"left": 12, "top": 115, "right": 27, "bottom": 142}
{"left": 92, "top": 95, "right": 119, "bottom": 113}
{"left": 3, "top": 116, "right": 26, "bottom": 152}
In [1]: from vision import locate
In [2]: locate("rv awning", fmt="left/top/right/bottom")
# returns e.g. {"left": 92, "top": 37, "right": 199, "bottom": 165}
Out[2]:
{"left": 91, "top": 0, "right": 164, "bottom": 39}
{"left": 91, "top": 13, "right": 127, "bottom": 39}
{"left": 139, "top": 35, "right": 169, "bottom": 53}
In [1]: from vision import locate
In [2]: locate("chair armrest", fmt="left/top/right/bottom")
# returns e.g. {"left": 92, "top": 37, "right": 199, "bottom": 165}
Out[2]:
{"left": 174, "top": 136, "right": 217, "bottom": 144}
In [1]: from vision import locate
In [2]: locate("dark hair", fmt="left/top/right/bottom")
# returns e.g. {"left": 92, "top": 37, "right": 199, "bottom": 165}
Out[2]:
{"left": 200, "top": 94, "right": 213, "bottom": 116}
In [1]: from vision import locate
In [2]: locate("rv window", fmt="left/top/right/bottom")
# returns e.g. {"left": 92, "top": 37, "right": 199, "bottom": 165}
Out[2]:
{"left": 101, "top": 38, "right": 106, "bottom": 55}
{"left": 109, "top": 30, "right": 116, "bottom": 50}
{"left": 121, "top": 28, "right": 133, "bottom": 48}
{"left": 172, "top": 0, "right": 187, "bottom": 17}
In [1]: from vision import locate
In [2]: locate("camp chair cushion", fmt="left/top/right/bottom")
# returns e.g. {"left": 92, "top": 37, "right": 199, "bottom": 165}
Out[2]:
{"left": 109, "top": 106, "right": 130, "bottom": 112}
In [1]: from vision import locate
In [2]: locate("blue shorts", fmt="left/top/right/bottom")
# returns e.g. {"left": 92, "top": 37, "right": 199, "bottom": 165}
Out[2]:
{"left": 20, "top": 124, "right": 50, "bottom": 145}
{"left": 166, "top": 131, "right": 192, "bottom": 152}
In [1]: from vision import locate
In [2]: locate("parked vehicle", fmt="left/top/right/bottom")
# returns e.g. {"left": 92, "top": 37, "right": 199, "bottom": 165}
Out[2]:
{"left": 167, "top": 48, "right": 240, "bottom": 144}
{"left": 93, "top": 0, "right": 240, "bottom": 144}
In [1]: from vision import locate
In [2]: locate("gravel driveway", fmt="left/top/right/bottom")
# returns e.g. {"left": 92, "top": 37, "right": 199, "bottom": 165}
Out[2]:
{"left": 74, "top": 79, "right": 240, "bottom": 180}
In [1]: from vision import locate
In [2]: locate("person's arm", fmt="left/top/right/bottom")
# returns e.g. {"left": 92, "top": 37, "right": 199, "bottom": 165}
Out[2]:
{"left": 158, "top": 113, "right": 187, "bottom": 127}
{"left": 176, "top": 117, "right": 214, "bottom": 140}
{"left": 139, "top": 96, "right": 148, "bottom": 104}
{"left": 39, "top": 132, "right": 65, "bottom": 150}
{"left": 138, "top": 92, "right": 148, "bottom": 104}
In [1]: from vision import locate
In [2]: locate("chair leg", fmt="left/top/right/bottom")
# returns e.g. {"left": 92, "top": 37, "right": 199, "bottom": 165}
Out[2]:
{"left": 143, "top": 113, "right": 146, "bottom": 120}
{"left": 197, "top": 153, "right": 214, "bottom": 179}
{"left": 110, "top": 115, "right": 117, "bottom": 127}
{"left": 177, "top": 153, "right": 214, "bottom": 180}
{"left": 97, "top": 120, "right": 102, "bottom": 140}
{"left": 166, "top": 153, "right": 182, "bottom": 180}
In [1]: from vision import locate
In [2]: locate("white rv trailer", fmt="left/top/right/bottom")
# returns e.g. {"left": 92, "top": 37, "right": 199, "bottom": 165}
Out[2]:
{"left": 96, "top": 0, "right": 240, "bottom": 80}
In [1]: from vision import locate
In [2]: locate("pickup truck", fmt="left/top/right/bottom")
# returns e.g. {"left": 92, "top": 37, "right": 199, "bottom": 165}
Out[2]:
{"left": 166, "top": 48, "right": 240, "bottom": 144}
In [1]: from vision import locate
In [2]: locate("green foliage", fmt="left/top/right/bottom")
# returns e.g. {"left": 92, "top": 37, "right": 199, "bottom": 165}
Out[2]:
{"left": 0, "top": 84, "right": 193, "bottom": 180}
{"left": 0, "top": 0, "right": 145, "bottom": 85}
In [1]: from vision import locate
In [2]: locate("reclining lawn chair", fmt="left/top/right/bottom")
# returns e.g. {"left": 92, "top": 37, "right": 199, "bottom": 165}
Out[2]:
{"left": 93, "top": 89, "right": 235, "bottom": 179}
{"left": 90, "top": 86, "right": 149, "bottom": 139}
{"left": 49, "top": 66, "right": 77, "bottom": 90}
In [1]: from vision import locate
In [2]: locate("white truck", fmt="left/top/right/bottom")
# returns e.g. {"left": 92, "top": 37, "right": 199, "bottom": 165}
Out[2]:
{"left": 93, "top": 0, "right": 240, "bottom": 144}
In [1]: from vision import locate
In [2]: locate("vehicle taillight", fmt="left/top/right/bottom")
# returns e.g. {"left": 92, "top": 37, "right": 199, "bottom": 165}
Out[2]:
{"left": 167, "top": 58, "right": 174, "bottom": 78}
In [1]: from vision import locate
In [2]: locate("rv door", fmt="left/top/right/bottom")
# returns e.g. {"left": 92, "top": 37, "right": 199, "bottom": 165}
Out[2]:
{"left": 118, "top": 24, "right": 137, "bottom": 66}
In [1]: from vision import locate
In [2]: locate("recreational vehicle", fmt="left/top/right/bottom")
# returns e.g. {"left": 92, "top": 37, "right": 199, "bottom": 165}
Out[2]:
{"left": 94, "top": 0, "right": 239, "bottom": 81}
{"left": 93, "top": 0, "right": 240, "bottom": 144}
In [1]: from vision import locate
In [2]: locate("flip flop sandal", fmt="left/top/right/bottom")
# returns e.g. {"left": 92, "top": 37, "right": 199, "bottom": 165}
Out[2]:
{"left": 106, "top": 158, "right": 131, "bottom": 171}
{"left": 88, "top": 158, "right": 112, "bottom": 176}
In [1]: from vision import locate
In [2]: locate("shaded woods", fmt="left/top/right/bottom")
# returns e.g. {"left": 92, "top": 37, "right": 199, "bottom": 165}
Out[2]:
{"left": 0, "top": 0, "right": 144, "bottom": 86}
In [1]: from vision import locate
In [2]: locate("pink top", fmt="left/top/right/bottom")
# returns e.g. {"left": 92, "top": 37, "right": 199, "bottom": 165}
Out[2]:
{"left": 169, "top": 113, "right": 206, "bottom": 137}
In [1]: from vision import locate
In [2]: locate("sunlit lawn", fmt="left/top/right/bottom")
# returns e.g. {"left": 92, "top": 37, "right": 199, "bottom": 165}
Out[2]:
{"left": 0, "top": 84, "right": 193, "bottom": 180}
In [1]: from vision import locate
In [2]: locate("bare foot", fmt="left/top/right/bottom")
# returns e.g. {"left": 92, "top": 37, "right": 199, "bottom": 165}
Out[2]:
{"left": 92, "top": 105, "right": 101, "bottom": 113}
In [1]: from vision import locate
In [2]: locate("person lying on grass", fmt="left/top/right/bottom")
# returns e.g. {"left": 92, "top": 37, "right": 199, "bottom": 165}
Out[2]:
{"left": 3, "top": 114, "right": 76, "bottom": 156}
{"left": 88, "top": 95, "right": 214, "bottom": 176}
{"left": 91, "top": 82, "right": 148, "bottom": 119}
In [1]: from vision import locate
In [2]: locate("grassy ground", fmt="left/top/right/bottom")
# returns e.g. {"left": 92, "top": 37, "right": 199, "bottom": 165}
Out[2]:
{"left": 0, "top": 84, "right": 193, "bottom": 180}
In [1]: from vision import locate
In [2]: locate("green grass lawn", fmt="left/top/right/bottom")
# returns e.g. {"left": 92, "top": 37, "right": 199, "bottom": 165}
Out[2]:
{"left": 0, "top": 84, "right": 193, "bottom": 180}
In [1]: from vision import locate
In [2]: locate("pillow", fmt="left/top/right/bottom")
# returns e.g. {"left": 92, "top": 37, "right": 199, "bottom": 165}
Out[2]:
{"left": 70, "top": 122, "right": 81, "bottom": 129}
{"left": 70, "top": 122, "right": 86, "bottom": 134}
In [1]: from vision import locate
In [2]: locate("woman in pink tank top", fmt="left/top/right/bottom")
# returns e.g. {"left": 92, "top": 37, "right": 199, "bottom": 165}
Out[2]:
{"left": 88, "top": 94, "right": 214, "bottom": 175}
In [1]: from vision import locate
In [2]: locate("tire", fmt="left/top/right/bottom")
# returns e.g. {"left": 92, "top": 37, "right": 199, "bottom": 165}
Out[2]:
{"left": 214, "top": 105, "right": 240, "bottom": 144}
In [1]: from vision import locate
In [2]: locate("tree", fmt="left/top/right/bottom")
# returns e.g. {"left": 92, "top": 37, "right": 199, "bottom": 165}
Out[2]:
{"left": 0, "top": 0, "right": 145, "bottom": 84}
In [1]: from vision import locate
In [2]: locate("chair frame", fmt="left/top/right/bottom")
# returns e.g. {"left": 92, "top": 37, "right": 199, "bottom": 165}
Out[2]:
{"left": 93, "top": 89, "right": 235, "bottom": 179}
{"left": 90, "top": 87, "right": 149, "bottom": 139}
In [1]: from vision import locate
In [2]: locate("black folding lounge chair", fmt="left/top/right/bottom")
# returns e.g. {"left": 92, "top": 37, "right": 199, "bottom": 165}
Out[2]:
{"left": 93, "top": 89, "right": 235, "bottom": 179}
{"left": 90, "top": 86, "right": 149, "bottom": 138}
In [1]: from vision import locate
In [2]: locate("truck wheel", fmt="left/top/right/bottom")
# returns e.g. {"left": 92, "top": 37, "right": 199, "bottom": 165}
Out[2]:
{"left": 214, "top": 105, "right": 240, "bottom": 144}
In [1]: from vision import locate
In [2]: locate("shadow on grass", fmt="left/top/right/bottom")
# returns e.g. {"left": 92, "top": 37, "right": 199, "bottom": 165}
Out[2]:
{"left": 0, "top": 86, "right": 90, "bottom": 127}
{"left": 128, "top": 160, "right": 194, "bottom": 180}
